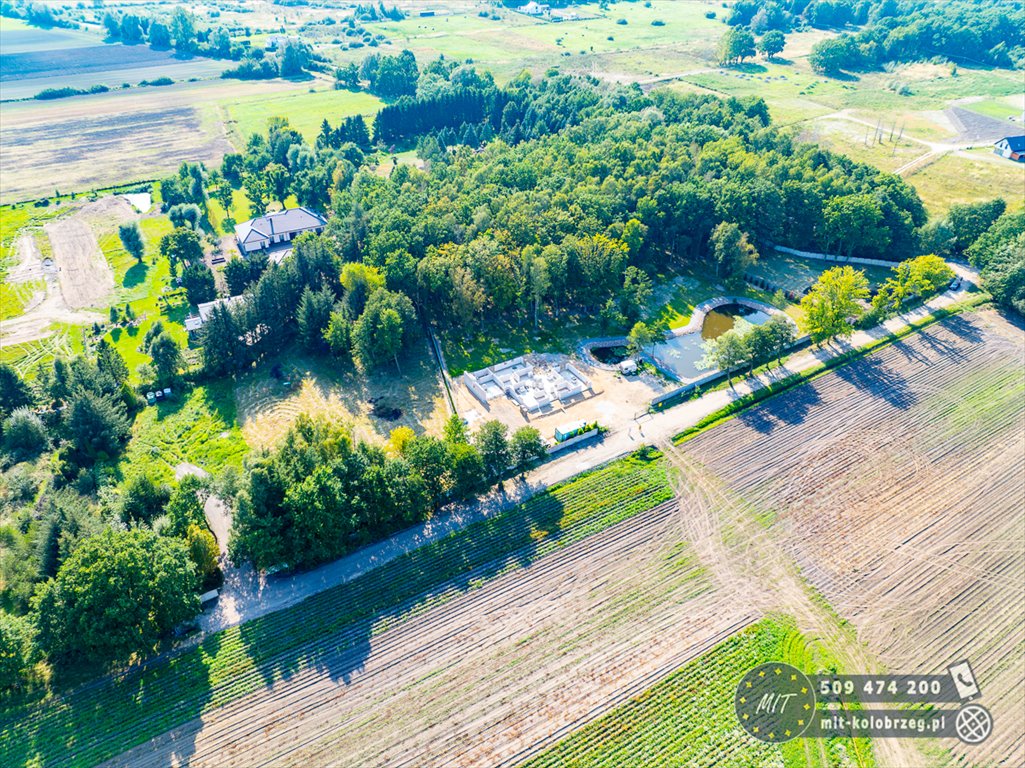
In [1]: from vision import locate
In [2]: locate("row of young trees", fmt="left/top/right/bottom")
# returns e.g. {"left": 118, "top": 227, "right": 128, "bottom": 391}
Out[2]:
{"left": 229, "top": 414, "right": 547, "bottom": 571}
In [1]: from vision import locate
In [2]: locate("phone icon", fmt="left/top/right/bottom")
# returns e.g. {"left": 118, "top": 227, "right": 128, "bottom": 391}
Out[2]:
{"left": 948, "top": 660, "right": 981, "bottom": 701}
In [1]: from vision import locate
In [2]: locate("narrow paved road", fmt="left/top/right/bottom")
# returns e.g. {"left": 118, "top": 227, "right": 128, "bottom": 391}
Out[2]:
{"left": 200, "top": 282, "right": 976, "bottom": 635}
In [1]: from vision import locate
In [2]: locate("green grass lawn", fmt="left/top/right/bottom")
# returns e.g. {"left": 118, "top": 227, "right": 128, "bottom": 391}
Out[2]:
{"left": 521, "top": 615, "right": 874, "bottom": 768}
{"left": 907, "top": 149, "right": 1025, "bottom": 216}
{"left": 800, "top": 117, "right": 925, "bottom": 174}
{"left": 0, "top": 203, "right": 65, "bottom": 321}
{"left": 206, "top": 187, "right": 254, "bottom": 235}
{"left": 117, "top": 380, "right": 248, "bottom": 484}
{"left": 440, "top": 265, "right": 793, "bottom": 375}
{"left": 0, "top": 321, "right": 85, "bottom": 376}
{"left": 518, "top": 0, "right": 723, "bottom": 56}
{"left": 963, "top": 95, "right": 1023, "bottom": 121}
{"left": 748, "top": 250, "right": 894, "bottom": 294}
{"left": 1, "top": 449, "right": 671, "bottom": 768}
{"left": 366, "top": 1, "right": 722, "bottom": 82}
{"left": 681, "top": 61, "right": 1023, "bottom": 129}
{"left": 220, "top": 87, "right": 384, "bottom": 144}
{"left": 96, "top": 214, "right": 188, "bottom": 381}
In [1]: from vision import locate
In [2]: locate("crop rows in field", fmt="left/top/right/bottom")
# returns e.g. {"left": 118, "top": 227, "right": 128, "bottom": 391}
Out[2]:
{"left": 2, "top": 452, "right": 674, "bottom": 768}
{"left": 108, "top": 494, "right": 746, "bottom": 768}
{"left": 520, "top": 616, "right": 843, "bottom": 768}
{"left": 680, "top": 312, "right": 1025, "bottom": 767}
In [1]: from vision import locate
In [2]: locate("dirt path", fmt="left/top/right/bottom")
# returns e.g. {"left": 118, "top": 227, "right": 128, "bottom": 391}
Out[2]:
{"left": 104, "top": 501, "right": 755, "bottom": 768}
{"left": 663, "top": 443, "right": 923, "bottom": 768}
{"left": 1, "top": 197, "right": 132, "bottom": 346}
{"left": 198, "top": 283, "right": 978, "bottom": 637}
{"left": 44, "top": 217, "right": 114, "bottom": 309}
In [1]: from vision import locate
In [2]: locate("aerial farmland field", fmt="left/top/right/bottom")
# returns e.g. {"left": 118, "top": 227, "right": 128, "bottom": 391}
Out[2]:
{"left": 0, "top": 77, "right": 383, "bottom": 203}
{"left": 0, "top": 17, "right": 226, "bottom": 102}
{"left": 6, "top": 311, "right": 1019, "bottom": 767}
{"left": 674, "top": 310, "right": 1025, "bottom": 767}
{"left": 1, "top": 1, "right": 1023, "bottom": 766}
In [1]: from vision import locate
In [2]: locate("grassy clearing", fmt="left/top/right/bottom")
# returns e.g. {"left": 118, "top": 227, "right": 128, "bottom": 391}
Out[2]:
{"left": 518, "top": 0, "right": 723, "bottom": 56}
{"left": 798, "top": 117, "right": 925, "bottom": 174}
{"left": 0, "top": 278, "right": 43, "bottom": 321}
{"left": 964, "top": 94, "right": 1023, "bottom": 121}
{"left": 906, "top": 150, "right": 1025, "bottom": 216}
{"left": 235, "top": 341, "right": 448, "bottom": 449}
{"left": 521, "top": 615, "right": 873, "bottom": 768}
{"left": 0, "top": 322, "right": 84, "bottom": 376}
{"left": 748, "top": 250, "right": 893, "bottom": 295}
{"left": 118, "top": 381, "right": 248, "bottom": 484}
{"left": 0, "top": 202, "right": 61, "bottom": 267}
{"left": 96, "top": 214, "right": 188, "bottom": 380}
{"left": 650, "top": 265, "right": 787, "bottom": 330}
{"left": 205, "top": 187, "right": 253, "bottom": 235}
{"left": 681, "top": 61, "right": 1021, "bottom": 127}
{"left": 0, "top": 449, "right": 672, "bottom": 768}
{"left": 220, "top": 87, "right": 384, "bottom": 143}
{"left": 0, "top": 203, "right": 64, "bottom": 320}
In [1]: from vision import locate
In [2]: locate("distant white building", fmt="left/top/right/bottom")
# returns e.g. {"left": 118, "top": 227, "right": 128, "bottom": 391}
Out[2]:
{"left": 184, "top": 295, "right": 247, "bottom": 335}
{"left": 994, "top": 135, "right": 1025, "bottom": 163}
{"left": 234, "top": 207, "right": 327, "bottom": 255}
{"left": 519, "top": 2, "right": 550, "bottom": 17}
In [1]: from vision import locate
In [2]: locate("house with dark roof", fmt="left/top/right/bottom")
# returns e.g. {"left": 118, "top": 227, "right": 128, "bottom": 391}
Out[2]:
{"left": 234, "top": 207, "right": 327, "bottom": 255}
{"left": 994, "top": 135, "right": 1025, "bottom": 162}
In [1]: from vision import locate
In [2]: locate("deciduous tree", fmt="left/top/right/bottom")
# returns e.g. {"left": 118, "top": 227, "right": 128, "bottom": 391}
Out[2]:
{"left": 800, "top": 266, "right": 870, "bottom": 343}
{"left": 33, "top": 529, "right": 199, "bottom": 670}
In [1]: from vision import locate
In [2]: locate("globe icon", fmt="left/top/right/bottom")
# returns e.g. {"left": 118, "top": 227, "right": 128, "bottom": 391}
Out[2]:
{"left": 955, "top": 704, "right": 992, "bottom": 745}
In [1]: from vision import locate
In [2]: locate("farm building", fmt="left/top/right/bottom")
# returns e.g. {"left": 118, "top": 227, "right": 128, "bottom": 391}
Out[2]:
{"left": 184, "top": 295, "right": 247, "bottom": 335}
{"left": 993, "top": 135, "right": 1025, "bottom": 162}
{"left": 234, "top": 207, "right": 327, "bottom": 254}
{"left": 464, "top": 356, "right": 592, "bottom": 413}
{"left": 518, "top": 2, "right": 550, "bottom": 17}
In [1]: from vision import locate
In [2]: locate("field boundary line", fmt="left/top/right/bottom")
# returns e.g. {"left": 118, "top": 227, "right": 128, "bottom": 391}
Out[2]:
{"left": 672, "top": 294, "right": 989, "bottom": 445}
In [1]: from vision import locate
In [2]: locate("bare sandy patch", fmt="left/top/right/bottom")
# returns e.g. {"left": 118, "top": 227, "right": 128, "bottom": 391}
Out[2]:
{"left": 44, "top": 217, "right": 114, "bottom": 309}
{"left": 236, "top": 343, "right": 450, "bottom": 451}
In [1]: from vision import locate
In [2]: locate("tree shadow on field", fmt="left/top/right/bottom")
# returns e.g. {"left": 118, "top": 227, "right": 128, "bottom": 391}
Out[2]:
{"left": 833, "top": 352, "right": 916, "bottom": 410}
{"left": 902, "top": 327, "right": 969, "bottom": 364}
{"left": 7, "top": 627, "right": 223, "bottom": 768}
{"left": 232, "top": 479, "right": 570, "bottom": 705}
{"left": 735, "top": 379, "right": 823, "bottom": 434}
{"left": 123, "top": 261, "right": 148, "bottom": 289}
{"left": 937, "top": 314, "right": 985, "bottom": 344}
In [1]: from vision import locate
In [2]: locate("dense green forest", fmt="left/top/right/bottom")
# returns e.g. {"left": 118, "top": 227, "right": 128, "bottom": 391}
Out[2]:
{"left": 727, "top": 0, "right": 1024, "bottom": 71}
{"left": 196, "top": 70, "right": 929, "bottom": 378}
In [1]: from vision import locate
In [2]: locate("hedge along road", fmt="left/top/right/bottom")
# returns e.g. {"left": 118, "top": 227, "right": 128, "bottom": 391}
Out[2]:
{"left": 202, "top": 280, "right": 981, "bottom": 637}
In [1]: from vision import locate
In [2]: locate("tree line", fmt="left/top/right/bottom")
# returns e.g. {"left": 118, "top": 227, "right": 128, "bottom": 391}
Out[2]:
{"left": 230, "top": 414, "right": 547, "bottom": 571}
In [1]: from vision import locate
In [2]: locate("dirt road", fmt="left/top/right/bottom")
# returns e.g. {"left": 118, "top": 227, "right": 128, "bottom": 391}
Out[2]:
{"left": 200, "top": 282, "right": 977, "bottom": 637}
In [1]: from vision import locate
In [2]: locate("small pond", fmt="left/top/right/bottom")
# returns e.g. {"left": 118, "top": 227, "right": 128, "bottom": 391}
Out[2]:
{"left": 590, "top": 345, "right": 630, "bottom": 365}
{"left": 653, "top": 303, "right": 772, "bottom": 381}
